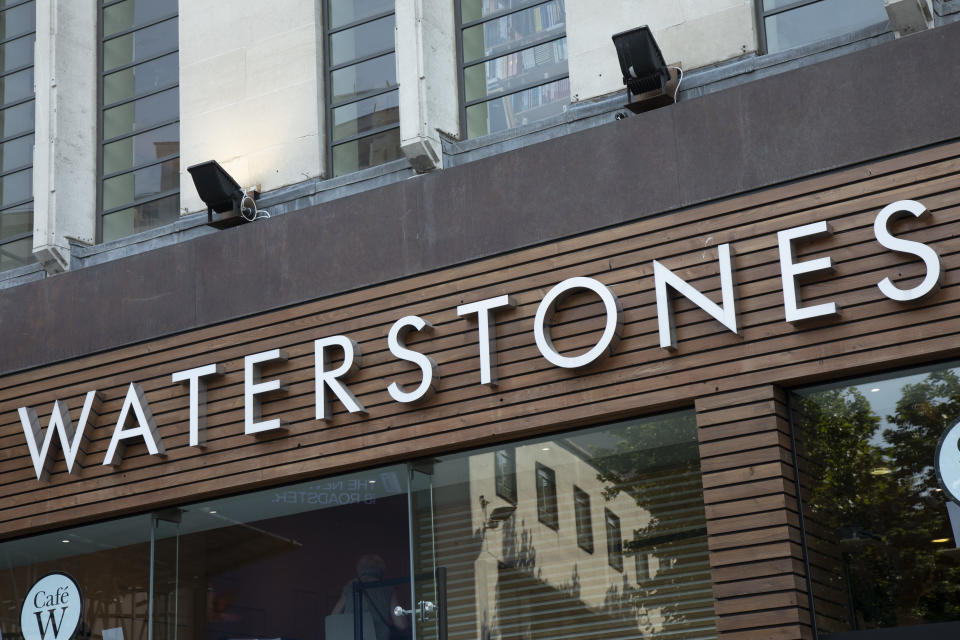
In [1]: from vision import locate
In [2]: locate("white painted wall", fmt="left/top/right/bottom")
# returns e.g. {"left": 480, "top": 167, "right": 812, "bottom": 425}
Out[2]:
{"left": 396, "top": 0, "right": 459, "bottom": 171}
{"left": 179, "top": 0, "right": 323, "bottom": 214}
{"left": 32, "top": 0, "right": 98, "bottom": 272}
{"left": 566, "top": 0, "right": 757, "bottom": 103}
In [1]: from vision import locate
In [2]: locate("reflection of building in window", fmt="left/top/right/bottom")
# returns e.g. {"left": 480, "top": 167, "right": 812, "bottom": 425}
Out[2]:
{"left": 535, "top": 462, "right": 559, "bottom": 530}
{"left": 415, "top": 412, "right": 716, "bottom": 640}
{"left": 573, "top": 485, "right": 593, "bottom": 553}
{"left": 495, "top": 448, "right": 517, "bottom": 504}
{"left": 605, "top": 509, "right": 622, "bottom": 572}
{"left": 324, "top": 0, "right": 402, "bottom": 177}
{"left": 458, "top": 0, "right": 569, "bottom": 139}
{"left": 756, "top": 0, "right": 889, "bottom": 54}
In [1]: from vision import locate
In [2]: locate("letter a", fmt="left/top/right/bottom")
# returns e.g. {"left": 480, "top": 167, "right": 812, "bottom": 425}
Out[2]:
{"left": 103, "top": 383, "right": 166, "bottom": 467}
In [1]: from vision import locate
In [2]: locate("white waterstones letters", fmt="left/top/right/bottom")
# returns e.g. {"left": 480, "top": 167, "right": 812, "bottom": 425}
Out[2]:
{"left": 387, "top": 316, "right": 439, "bottom": 403}
{"left": 315, "top": 336, "right": 366, "bottom": 420}
{"left": 654, "top": 243, "right": 738, "bottom": 350}
{"left": 103, "top": 383, "right": 165, "bottom": 467}
{"left": 534, "top": 277, "right": 623, "bottom": 369}
{"left": 244, "top": 349, "right": 289, "bottom": 435}
{"left": 15, "top": 199, "right": 944, "bottom": 479}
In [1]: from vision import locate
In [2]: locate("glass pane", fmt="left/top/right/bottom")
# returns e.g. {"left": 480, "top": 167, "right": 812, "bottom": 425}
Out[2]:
{"left": 792, "top": 363, "right": 960, "bottom": 634}
{"left": 102, "top": 193, "right": 179, "bottom": 241}
{"left": 0, "top": 1, "right": 34, "bottom": 42}
{"left": 103, "top": 52, "right": 178, "bottom": 105}
{"left": 0, "top": 514, "right": 153, "bottom": 639}
{"left": 764, "top": 0, "right": 889, "bottom": 53}
{"left": 465, "top": 37, "right": 566, "bottom": 102}
{"left": 331, "top": 126, "right": 401, "bottom": 177}
{"left": 0, "top": 165, "right": 29, "bottom": 206}
{"left": 462, "top": 0, "right": 565, "bottom": 63}
{"left": 460, "top": 0, "right": 542, "bottom": 23}
{"left": 103, "top": 87, "right": 178, "bottom": 139}
{"left": 103, "top": 122, "right": 178, "bottom": 174}
{"left": 0, "top": 99, "right": 32, "bottom": 137}
{"left": 103, "top": 157, "right": 179, "bottom": 211}
{"left": 103, "top": 0, "right": 178, "bottom": 38}
{"left": 0, "top": 66, "right": 31, "bottom": 106}
{"left": 330, "top": 52, "right": 396, "bottom": 104}
{"left": 331, "top": 88, "right": 398, "bottom": 142}
{"left": 0, "top": 232, "right": 31, "bottom": 270}
{"left": 409, "top": 411, "right": 718, "bottom": 640}
{"left": 103, "top": 17, "right": 178, "bottom": 72}
{"left": 330, "top": 14, "right": 394, "bottom": 67}
{"left": 0, "top": 33, "right": 34, "bottom": 73}
{"left": 466, "top": 76, "right": 568, "bottom": 138}
{"left": 0, "top": 198, "right": 29, "bottom": 240}
{"left": 0, "top": 131, "right": 31, "bottom": 171}
{"left": 329, "top": 0, "right": 394, "bottom": 30}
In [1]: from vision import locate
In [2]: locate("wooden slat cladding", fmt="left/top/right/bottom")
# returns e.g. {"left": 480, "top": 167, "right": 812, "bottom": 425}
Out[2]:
{"left": 4, "top": 141, "right": 960, "bottom": 636}
{"left": 696, "top": 387, "right": 811, "bottom": 640}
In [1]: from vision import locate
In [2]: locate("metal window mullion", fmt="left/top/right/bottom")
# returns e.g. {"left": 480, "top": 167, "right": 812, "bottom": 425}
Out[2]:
{"left": 0, "top": 129, "right": 33, "bottom": 146}
{"left": 102, "top": 153, "right": 179, "bottom": 181}
{"left": 102, "top": 189, "right": 179, "bottom": 217}
{"left": 464, "top": 72, "right": 568, "bottom": 108}
{"left": 102, "top": 0, "right": 129, "bottom": 8}
{"left": 0, "top": 196, "right": 33, "bottom": 213}
{"left": 0, "top": 61, "right": 33, "bottom": 80}
{"left": 331, "top": 85, "right": 398, "bottom": 109}
{"left": 0, "top": 232, "right": 33, "bottom": 248}
{"left": 460, "top": 0, "right": 555, "bottom": 30}
{"left": 101, "top": 117, "right": 179, "bottom": 146}
{"left": 102, "top": 47, "right": 178, "bottom": 76}
{"left": 328, "top": 48, "right": 395, "bottom": 73}
{"left": 331, "top": 123, "right": 399, "bottom": 147}
{"left": 328, "top": 9, "right": 394, "bottom": 34}
{"left": 0, "top": 93, "right": 33, "bottom": 112}
{"left": 0, "top": 162, "right": 31, "bottom": 178}
{"left": 762, "top": 0, "right": 823, "bottom": 18}
{"left": 455, "top": 0, "right": 467, "bottom": 138}
{"left": 0, "top": 0, "right": 35, "bottom": 12}
{"left": 102, "top": 13, "right": 177, "bottom": 43}
{"left": 461, "top": 31, "right": 566, "bottom": 69}
{"left": 0, "top": 29, "right": 34, "bottom": 49}
{"left": 102, "top": 81, "right": 179, "bottom": 111}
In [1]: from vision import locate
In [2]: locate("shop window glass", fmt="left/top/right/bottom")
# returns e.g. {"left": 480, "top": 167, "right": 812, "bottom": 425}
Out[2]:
{"left": 0, "top": 0, "right": 34, "bottom": 272}
{"left": 324, "top": 0, "right": 401, "bottom": 178}
{"left": 792, "top": 362, "right": 960, "bottom": 635}
{"left": 459, "top": 0, "right": 569, "bottom": 139}
{"left": 99, "top": 0, "right": 179, "bottom": 242}
{"left": 758, "top": 0, "right": 889, "bottom": 54}
{"left": 409, "top": 410, "right": 717, "bottom": 639}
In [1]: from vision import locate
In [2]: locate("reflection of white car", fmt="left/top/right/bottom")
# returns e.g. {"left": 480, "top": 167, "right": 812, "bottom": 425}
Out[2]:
{"left": 937, "top": 421, "right": 960, "bottom": 504}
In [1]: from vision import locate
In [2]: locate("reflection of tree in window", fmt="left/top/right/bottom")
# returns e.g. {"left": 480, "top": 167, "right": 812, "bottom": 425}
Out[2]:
{"left": 794, "top": 368, "right": 960, "bottom": 633}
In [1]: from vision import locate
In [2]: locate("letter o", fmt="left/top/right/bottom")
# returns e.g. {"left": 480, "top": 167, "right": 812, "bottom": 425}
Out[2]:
{"left": 533, "top": 276, "right": 623, "bottom": 369}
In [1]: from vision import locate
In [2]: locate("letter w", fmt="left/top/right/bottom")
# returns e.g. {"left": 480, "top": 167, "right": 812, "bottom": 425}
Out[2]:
{"left": 18, "top": 391, "right": 100, "bottom": 482}
{"left": 35, "top": 606, "right": 67, "bottom": 638}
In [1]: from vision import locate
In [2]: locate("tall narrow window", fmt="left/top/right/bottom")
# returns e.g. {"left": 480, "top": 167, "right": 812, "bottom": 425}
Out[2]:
{"left": 605, "top": 509, "right": 622, "bottom": 572}
{"left": 99, "top": 0, "right": 180, "bottom": 243}
{"left": 495, "top": 448, "right": 517, "bottom": 504}
{"left": 757, "top": 0, "right": 888, "bottom": 54}
{"left": 535, "top": 462, "right": 558, "bottom": 530}
{"left": 458, "top": 0, "right": 569, "bottom": 139}
{"left": 0, "top": 0, "right": 36, "bottom": 271}
{"left": 324, "top": 0, "right": 402, "bottom": 178}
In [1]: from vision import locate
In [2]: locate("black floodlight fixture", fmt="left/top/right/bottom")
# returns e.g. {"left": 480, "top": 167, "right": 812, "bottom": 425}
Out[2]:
{"left": 612, "top": 26, "right": 674, "bottom": 114}
{"left": 188, "top": 160, "right": 248, "bottom": 229}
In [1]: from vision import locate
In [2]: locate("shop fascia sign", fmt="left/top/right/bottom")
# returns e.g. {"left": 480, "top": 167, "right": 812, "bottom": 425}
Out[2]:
{"left": 16, "top": 200, "right": 943, "bottom": 482}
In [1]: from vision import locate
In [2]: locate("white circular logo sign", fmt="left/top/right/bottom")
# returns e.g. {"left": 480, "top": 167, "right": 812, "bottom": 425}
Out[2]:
{"left": 20, "top": 573, "right": 82, "bottom": 640}
{"left": 937, "top": 421, "right": 960, "bottom": 504}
